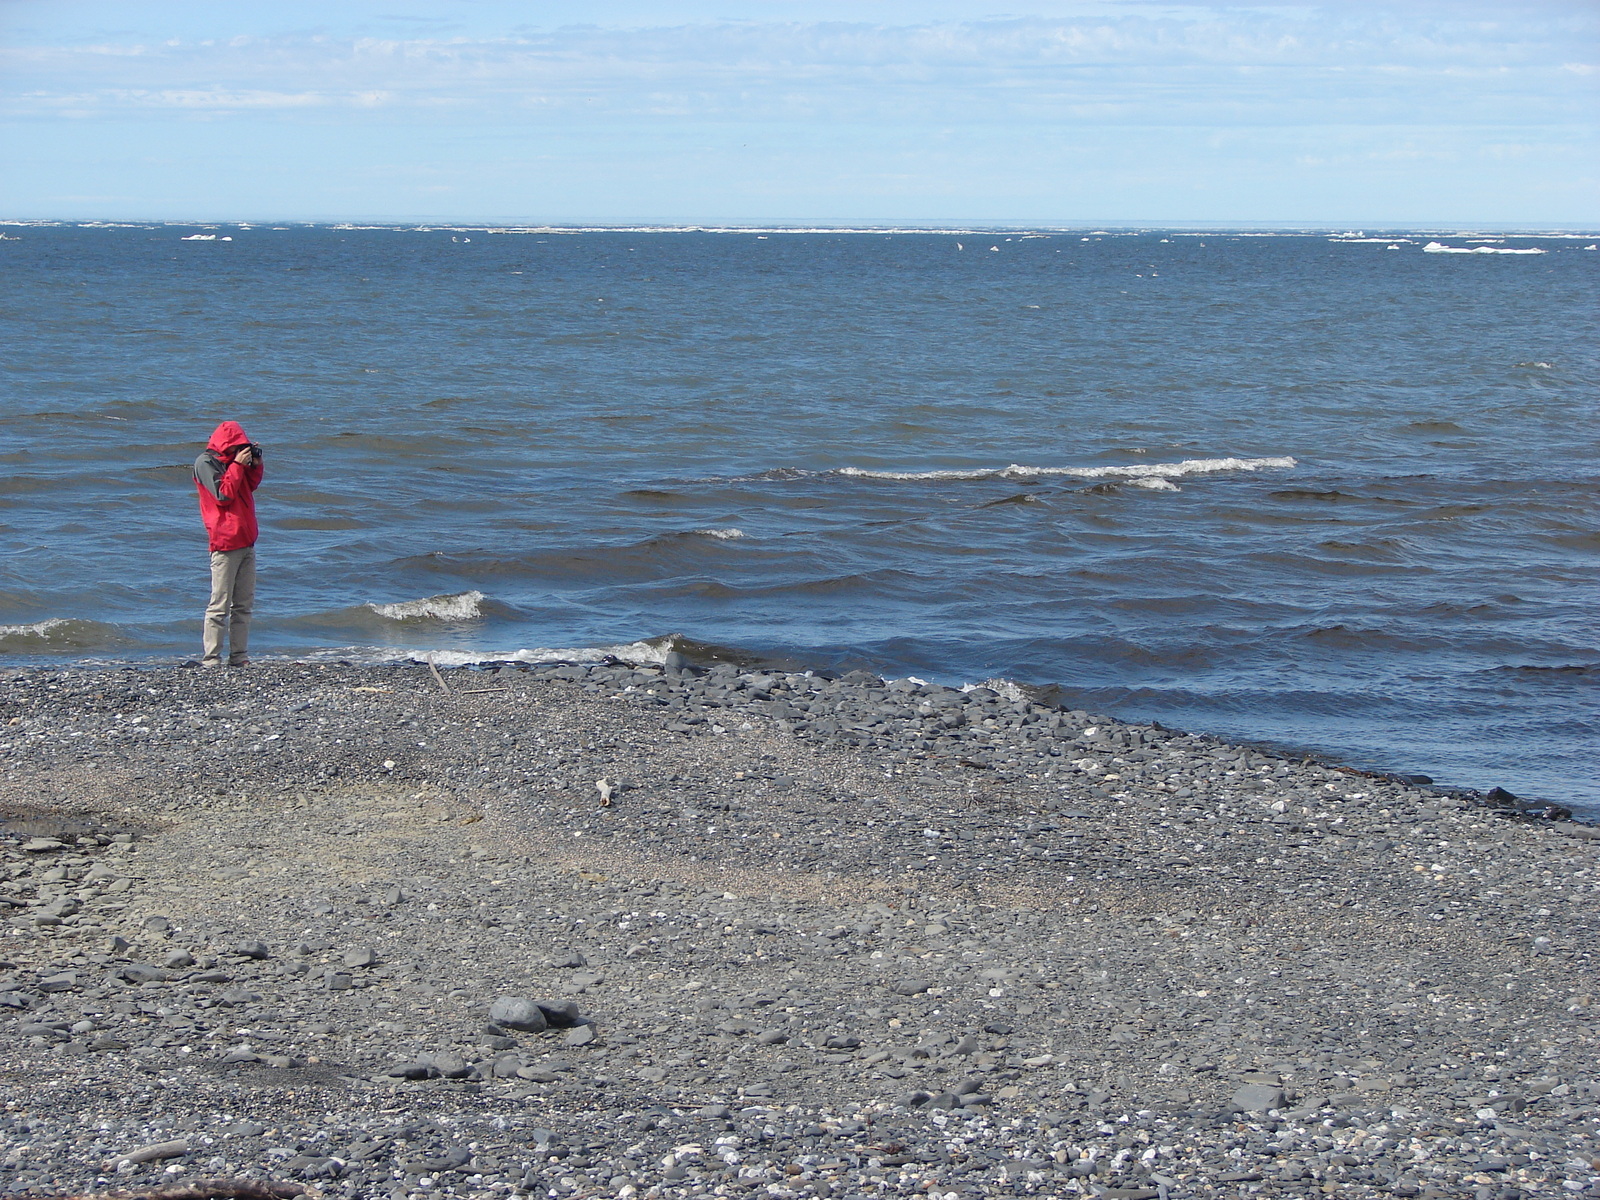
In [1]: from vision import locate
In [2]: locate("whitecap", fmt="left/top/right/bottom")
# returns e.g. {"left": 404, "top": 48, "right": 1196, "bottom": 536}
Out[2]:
{"left": 1130, "top": 477, "right": 1180, "bottom": 491}
{"left": 836, "top": 466, "right": 997, "bottom": 481}
{"left": 962, "top": 677, "right": 1031, "bottom": 703}
{"left": 690, "top": 528, "right": 745, "bottom": 540}
{"left": 835, "top": 455, "right": 1294, "bottom": 483}
{"left": 180, "top": 234, "right": 217, "bottom": 241}
{"left": 0, "top": 618, "right": 72, "bottom": 641}
{"left": 0, "top": 618, "right": 135, "bottom": 651}
{"left": 366, "top": 590, "right": 487, "bottom": 621}
{"left": 402, "top": 639, "right": 674, "bottom": 668}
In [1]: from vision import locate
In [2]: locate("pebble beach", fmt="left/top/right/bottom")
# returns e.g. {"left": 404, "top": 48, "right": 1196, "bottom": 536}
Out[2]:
{"left": 0, "top": 658, "right": 1595, "bottom": 1200}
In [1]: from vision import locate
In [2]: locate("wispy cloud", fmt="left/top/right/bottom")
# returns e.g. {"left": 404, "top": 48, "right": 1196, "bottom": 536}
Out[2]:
{"left": 2, "top": 4, "right": 1593, "bottom": 223}
{"left": 3, "top": 13, "right": 1594, "bottom": 127}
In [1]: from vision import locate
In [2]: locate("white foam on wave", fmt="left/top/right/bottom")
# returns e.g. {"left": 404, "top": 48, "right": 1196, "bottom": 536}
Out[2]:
{"left": 367, "top": 590, "right": 487, "bottom": 622}
{"left": 962, "top": 677, "right": 1031, "bottom": 703}
{"left": 690, "top": 528, "right": 745, "bottom": 540}
{"left": 837, "top": 465, "right": 994, "bottom": 481}
{"left": 0, "top": 619, "right": 72, "bottom": 641}
{"left": 0, "top": 618, "right": 133, "bottom": 651}
{"left": 405, "top": 639, "right": 674, "bottom": 669}
{"left": 1424, "top": 242, "right": 1546, "bottom": 255}
{"left": 835, "top": 455, "right": 1295, "bottom": 483}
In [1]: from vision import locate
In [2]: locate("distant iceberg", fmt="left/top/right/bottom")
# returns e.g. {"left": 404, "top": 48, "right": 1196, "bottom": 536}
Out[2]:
{"left": 1423, "top": 242, "right": 1545, "bottom": 256}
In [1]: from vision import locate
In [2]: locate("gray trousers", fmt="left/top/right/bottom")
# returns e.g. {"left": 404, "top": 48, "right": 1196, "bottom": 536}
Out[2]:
{"left": 203, "top": 546, "right": 256, "bottom": 665}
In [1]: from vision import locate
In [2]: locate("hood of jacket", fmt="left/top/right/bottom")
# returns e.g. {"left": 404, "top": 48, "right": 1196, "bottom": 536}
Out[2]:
{"left": 206, "top": 420, "right": 251, "bottom": 456}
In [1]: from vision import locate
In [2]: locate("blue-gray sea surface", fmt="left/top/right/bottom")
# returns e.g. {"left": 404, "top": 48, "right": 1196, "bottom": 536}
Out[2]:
{"left": 1, "top": 224, "right": 1595, "bottom": 814}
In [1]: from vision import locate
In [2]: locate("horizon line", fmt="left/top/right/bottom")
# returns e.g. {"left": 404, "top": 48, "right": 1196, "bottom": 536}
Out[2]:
{"left": 5, "top": 217, "right": 1599, "bottom": 235}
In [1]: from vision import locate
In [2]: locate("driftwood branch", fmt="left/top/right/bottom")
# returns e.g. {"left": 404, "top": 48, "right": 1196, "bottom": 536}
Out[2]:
{"left": 425, "top": 654, "right": 450, "bottom": 694}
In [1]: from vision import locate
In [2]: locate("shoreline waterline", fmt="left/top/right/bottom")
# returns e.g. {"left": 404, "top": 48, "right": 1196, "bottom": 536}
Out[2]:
{"left": 4, "top": 226, "right": 1596, "bottom": 830}
{"left": 3, "top": 651, "right": 1588, "bottom": 827}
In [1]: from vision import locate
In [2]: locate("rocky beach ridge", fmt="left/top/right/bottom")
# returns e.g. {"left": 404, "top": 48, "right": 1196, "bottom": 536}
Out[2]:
{"left": 0, "top": 658, "right": 1595, "bottom": 1200}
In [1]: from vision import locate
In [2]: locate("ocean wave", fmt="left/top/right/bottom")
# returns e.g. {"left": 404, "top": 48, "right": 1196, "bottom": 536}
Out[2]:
{"left": 0, "top": 618, "right": 136, "bottom": 652}
{"left": 366, "top": 590, "right": 487, "bottom": 622}
{"left": 833, "top": 455, "right": 1295, "bottom": 483}
{"left": 306, "top": 633, "right": 781, "bottom": 673}
{"left": 688, "top": 528, "right": 745, "bottom": 540}
{"left": 1267, "top": 489, "right": 1362, "bottom": 504}
{"left": 962, "top": 677, "right": 1032, "bottom": 703}
{"left": 1486, "top": 662, "right": 1598, "bottom": 678}
{"left": 403, "top": 640, "right": 673, "bottom": 668}
{"left": 291, "top": 642, "right": 659, "bottom": 668}
{"left": 1423, "top": 242, "right": 1546, "bottom": 256}
{"left": 380, "top": 637, "right": 689, "bottom": 669}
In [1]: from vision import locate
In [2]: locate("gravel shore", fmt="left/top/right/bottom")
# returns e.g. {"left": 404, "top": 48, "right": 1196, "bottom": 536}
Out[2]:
{"left": 0, "top": 659, "right": 1595, "bottom": 1200}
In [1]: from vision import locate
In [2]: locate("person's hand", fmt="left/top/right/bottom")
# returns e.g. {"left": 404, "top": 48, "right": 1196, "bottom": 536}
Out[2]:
{"left": 235, "top": 447, "right": 256, "bottom": 466}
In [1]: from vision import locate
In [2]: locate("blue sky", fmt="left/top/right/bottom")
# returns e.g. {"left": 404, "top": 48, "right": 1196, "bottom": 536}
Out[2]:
{"left": 2, "top": 1, "right": 1595, "bottom": 225}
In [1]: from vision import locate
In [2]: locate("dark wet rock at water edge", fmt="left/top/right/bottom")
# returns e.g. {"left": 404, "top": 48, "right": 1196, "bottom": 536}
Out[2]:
{"left": 0, "top": 659, "right": 1595, "bottom": 1199}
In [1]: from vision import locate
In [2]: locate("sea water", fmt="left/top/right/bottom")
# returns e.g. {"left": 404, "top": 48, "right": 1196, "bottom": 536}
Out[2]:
{"left": 1, "top": 224, "right": 1595, "bottom": 814}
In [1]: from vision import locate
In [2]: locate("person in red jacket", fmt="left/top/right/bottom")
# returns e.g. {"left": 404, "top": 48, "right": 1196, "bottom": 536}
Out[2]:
{"left": 193, "top": 420, "right": 264, "bottom": 667}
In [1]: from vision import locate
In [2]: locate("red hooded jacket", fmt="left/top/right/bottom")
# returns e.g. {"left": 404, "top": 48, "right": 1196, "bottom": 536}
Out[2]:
{"left": 193, "top": 420, "right": 264, "bottom": 552}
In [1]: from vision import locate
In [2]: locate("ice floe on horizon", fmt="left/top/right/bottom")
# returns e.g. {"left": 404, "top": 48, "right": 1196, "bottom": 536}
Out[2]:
{"left": 1424, "top": 242, "right": 1546, "bottom": 255}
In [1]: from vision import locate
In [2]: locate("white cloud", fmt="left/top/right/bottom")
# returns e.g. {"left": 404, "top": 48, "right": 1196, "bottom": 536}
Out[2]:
{"left": 2, "top": 3, "right": 1593, "bottom": 223}
{"left": 2, "top": 12, "right": 1594, "bottom": 128}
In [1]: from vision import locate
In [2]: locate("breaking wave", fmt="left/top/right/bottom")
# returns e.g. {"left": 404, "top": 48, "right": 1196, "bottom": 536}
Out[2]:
{"left": 0, "top": 618, "right": 137, "bottom": 652}
{"left": 366, "top": 590, "right": 487, "bottom": 622}
{"left": 833, "top": 455, "right": 1296, "bottom": 483}
{"left": 962, "top": 677, "right": 1033, "bottom": 704}
{"left": 305, "top": 633, "right": 780, "bottom": 673}
{"left": 406, "top": 640, "right": 671, "bottom": 668}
